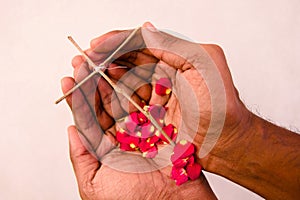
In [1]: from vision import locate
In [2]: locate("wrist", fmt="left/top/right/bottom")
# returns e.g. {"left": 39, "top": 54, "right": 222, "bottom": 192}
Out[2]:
{"left": 201, "top": 109, "right": 300, "bottom": 199}
{"left": 201, "top": 106, "right": 255, "bottom": 174}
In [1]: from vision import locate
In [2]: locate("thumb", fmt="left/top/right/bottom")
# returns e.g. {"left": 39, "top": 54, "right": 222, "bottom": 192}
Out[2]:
{"left": 141, "top": 22, "right": 200, "bottom": 71}
{"left": 68, "top": 125, "right": 100, "bottom": 184}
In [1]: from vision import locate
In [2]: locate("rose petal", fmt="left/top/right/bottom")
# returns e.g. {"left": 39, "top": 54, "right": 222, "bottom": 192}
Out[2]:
{"left": 142, "top": 145, "right": 158, "bottom": 158}
{"left": 116, "top": 129, "right": 129, "bottom": 142}
{"left": 140, "top": 124, "right": 155, "bottom": 138}
{"left": 158, "top": 124, "right": 177, "bottom": 143}
{"left": 155, "top": 78, "right": 172, "bottom": 96}
{"left": 139, "top": 138, "right": 155, "bottom": 152}
{"left": 129, "top": 112, "right": 140, "bottom": 124}
{"left": 186, "top": 163, "right": 202, "bottom": 180}
{"left": 171, "top": 166, "right": 181, "bottom": 179}
{"left": 171, "top": 166, "right": 188, "bottom": 186}
{"left": 173, "top": 140, "right": 195, "bottom": 159}
{"left": 124, "top": 116, "right": 138, "bottom": 133}
{"left": 148, "top": 135, "right": 160, "bottom": 144}
{"left": 172, "top": 157, "right": 189, "bottom": 168}
{"left": 137, "top": 112, "right": 149, "bottom": 124}
{"left": 120, "top": 143, "right": 136, "bottom": 151}
{"left": 149, "top": 105, "right": 167, "bottom": 126}
{"left": 187, "top": 155, "right": 195, "bottom": 165}
{"left": 121, "top": 135, "right": 140, "bottom": 148}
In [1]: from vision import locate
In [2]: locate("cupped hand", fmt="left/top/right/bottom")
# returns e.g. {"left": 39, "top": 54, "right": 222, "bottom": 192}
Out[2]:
{"left": 61, "top": 23, "right": 220, "bottom": 199}
{"left": 82, "top": 22, "right": 251, "bottom": 167}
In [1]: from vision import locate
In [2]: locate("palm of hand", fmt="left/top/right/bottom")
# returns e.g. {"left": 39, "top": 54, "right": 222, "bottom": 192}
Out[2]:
{"left": 61, "top": 27, "right": 244, "bottom": 199}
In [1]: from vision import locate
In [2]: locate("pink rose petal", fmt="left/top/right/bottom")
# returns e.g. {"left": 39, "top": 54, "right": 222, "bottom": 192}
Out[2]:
{"left": 140, "top": 124, "right": 155, "bottom": 138}
{"left": 124, "top": 117, "right": 138, "bottom": 133}
{"left": 186, "top": 163, "right": 202, "bottom": 180}
{"left": 155, "top": 78, "right": 172, "bottom": 96}
{"left": 149, "top": 105, "right": 167, "bottom": 126}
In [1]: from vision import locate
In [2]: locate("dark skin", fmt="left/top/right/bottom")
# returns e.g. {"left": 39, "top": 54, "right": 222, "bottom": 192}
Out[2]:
{"left": 61, "top": 22, "right": 300, "bottom": 199}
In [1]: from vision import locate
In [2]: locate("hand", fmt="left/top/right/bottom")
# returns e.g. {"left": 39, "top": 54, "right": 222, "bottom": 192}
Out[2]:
{"left": 89, "top": 22, "right": 298, "bottom": 199}
{"left": 84, "top": 22, "right": 251, "bottom": 167}
{"left": 61, "top": 23, "right": 218, "bottom": 199}
{"left": 67, "top": 126, "right": 216, "bottom": 199}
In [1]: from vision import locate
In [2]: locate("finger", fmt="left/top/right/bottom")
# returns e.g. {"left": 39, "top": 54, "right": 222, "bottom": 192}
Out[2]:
{"left": 97, "top": 76, "right": 126, "bottom": 120}
{"left": 61, "top": 76, "right": 74, "bottom": 108}
{"left": 62, "top": 77, "right": 103, "bottom": 152}
{"left": 117, "top": 50, "right": 158, "bottom": 67}
{"left": 141, "top": 22, "right": 198, "bottom": 71}
{"left": 107, "top": 64, "right": 152, "bottom": 103}
{"left": 95, "top": 125, "right": 117, "bottom": 158}
{"left": 73, "top": 59, "right": 115, "bottom": 131}
{"left": 68, "top": 125, "right": 100, "bottom": 185}
{"left": 71, "top": 55, "right": 84, "bottom": 69}
{"left": 112, "top": 60, "right": 155, "bottom": 81}
{"left": 130, "top": 63, "right": 155, "bottom": 81}
{"left": 91, "top": 29, "right": 144, "bottom": 54}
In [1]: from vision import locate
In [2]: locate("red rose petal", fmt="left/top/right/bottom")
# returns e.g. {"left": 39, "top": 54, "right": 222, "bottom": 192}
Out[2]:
{"left": 120, "top": 143, "right": 136, "bottom": 151}
{"left": 173, "top": 140, "right": 195, "bottom": 159}
{"left": 129, "top": 112, "right": 140, "bottom": 124}
{"left": 149, "top": 135, "right": 160, "bottom": 144}
{"left": 171, "top": 166, "right": 181, "bottom": 179}
{"left": 172, "top": 157, "right": 189, "bottom": 168}
{"left": 186, "top": 163, "right": 202, "bottom": 180}
{"left": 155, "top": 78, "right": 172, "bottom": 96}
{"left": 142, "top": 145, "right": 158, "bottom": 158}
{"left": 187, "top": 155, "right": 195, "bottom": 165}
{"left": 121, "top": 135, "right": 140, "bottom": 147}
{"left": 116, "top": 129, "right": 129, "bottom": 142}
{"left": 159, "top": 124, "right": 177, "bottom": 143}
{"left": 137, "top": 112, "right": 149, "bottom": 124}
{"left": 171, "top": 166, "right": 188, "bottom": 186}
{"left": 139, "top": 138, "right": 155, "bottom": 152}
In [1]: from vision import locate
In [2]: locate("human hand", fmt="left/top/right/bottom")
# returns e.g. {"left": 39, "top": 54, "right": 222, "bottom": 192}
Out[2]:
{"left": 61, "top": 24, "right": 218, "bottom": 199}
{"left": 94, "top": 22, "right": 299, "bottom": 200}
{"left": 83, "top": 22, "right": 252, "bottom": 168}
{"left": 62, "top": 22, "right": 300, "bottom": 199}
{"left": 66, "top": 125, "right": 216, "bottom": 199}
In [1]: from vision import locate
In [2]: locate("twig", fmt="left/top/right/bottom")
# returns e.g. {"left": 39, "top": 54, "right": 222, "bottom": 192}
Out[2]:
{"left": 56, "top": 27, "right": 175, "bottom": 146}
{"left": 55, "top": 27, "right": 140, "bottom": 104}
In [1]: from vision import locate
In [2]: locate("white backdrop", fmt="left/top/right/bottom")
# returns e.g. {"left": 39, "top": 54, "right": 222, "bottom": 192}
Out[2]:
{"left": 0, "top": 0, "right": 299, "bottom": 199}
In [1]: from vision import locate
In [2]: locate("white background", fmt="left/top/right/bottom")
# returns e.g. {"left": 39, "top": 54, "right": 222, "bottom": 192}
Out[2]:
{"left": 0, "top": 0, "right": 299, "bottom": 199}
